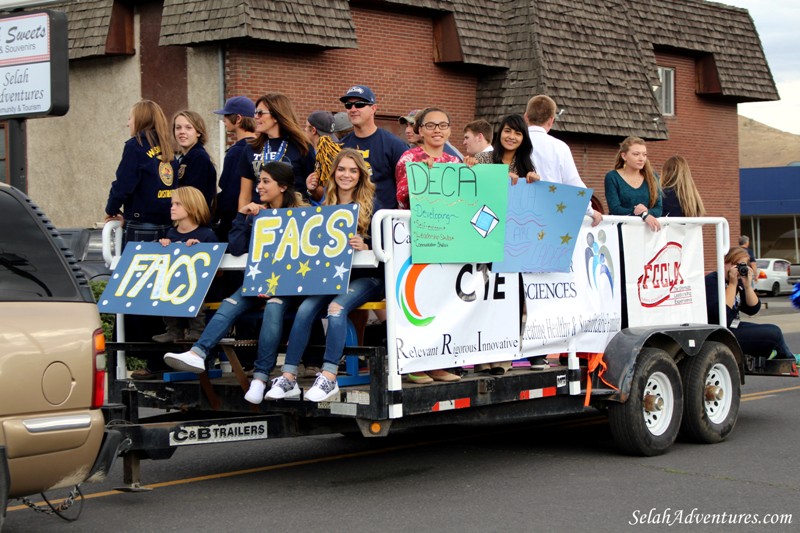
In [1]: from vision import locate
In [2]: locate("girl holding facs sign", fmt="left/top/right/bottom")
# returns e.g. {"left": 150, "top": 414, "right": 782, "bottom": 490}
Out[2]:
{"left": 266, "top": 148, "right": 384, "bottom": 402}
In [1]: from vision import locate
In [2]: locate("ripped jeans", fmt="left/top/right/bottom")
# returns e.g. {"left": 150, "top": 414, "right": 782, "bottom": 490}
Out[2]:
{"left": 283, "top": 277, "right": 384, "bottom": 377}
{"left": 191, "top": 288, "right": 296, "bottom": 382}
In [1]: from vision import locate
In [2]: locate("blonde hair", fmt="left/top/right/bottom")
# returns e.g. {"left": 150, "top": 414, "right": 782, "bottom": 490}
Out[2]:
{"left": 324, "top": 148, "right": 375, "bottom": 236}
{"left": 172, "top": 186, "right": 211, "bottom": 226}
{"left": 130, "top": 100, "right": 174, "bottom": 162}
{"left": 614, "top": 136, "right": 659, "bottom": 208}
{"left": 661, "top": 155, "right": 706, "bottom": 217}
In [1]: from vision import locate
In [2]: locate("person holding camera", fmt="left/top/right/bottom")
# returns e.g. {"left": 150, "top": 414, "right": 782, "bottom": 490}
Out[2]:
{"left": 705, "top": 247, "right": 797, "bottom": 361}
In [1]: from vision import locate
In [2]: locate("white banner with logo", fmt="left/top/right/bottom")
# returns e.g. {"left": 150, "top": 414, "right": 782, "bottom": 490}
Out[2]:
{"left": 521, "top": 221, "right": 622, "bottom": 355}
{"left": 622, "top": 224, "right": 707, "bottom": 327}
{"left": 390, "top": 219, "right": 521, "bottom": 373}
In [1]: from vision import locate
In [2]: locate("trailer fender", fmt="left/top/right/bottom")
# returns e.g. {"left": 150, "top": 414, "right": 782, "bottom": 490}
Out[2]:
{"left": 602, "top": 325, "right": 744, "bottom": 403}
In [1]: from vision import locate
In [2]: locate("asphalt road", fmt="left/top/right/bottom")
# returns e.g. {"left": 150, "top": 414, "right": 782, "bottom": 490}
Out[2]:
{"left": 5, "top": 296, "right": 799, "bottom": 533}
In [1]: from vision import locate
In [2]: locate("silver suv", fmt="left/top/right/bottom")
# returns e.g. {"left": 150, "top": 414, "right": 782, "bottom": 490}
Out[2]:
{"left": 0, "top": 184, "right": 122, "bottom": 529}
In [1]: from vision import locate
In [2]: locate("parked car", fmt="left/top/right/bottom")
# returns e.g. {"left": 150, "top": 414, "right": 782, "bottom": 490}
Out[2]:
{"left": 754, "top": 258, "right": 793, "bottom": 296}
{"left": 0, "top": 184, "right": 122, "bottom": 529}
{"left": 57, "top": 227, "right": 111, "bottom": 281}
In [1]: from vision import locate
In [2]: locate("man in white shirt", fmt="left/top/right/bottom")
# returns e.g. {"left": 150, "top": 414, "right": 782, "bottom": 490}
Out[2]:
{"left": 525, "top": 94, "right": 602, "bottom": 227}
{"left": 463, "top": 119, "right": 494, "bottom": 156}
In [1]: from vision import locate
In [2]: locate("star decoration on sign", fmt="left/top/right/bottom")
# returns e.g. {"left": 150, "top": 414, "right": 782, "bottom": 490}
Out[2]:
{"left": 560, "top": 233, "right": 573, "bottom": 245}
{"left": 265, "top": 272, "right": 280, "bottom": 295}
{"left": 247, "top": 263, "right": 262, "bottom": 280}
{"left": 333, "top": 262, "right": 350, "bottom": 280}
{"left": 548, "top": 185, "right": 557, "bottom": 193}
{"left": 556, "top": 202, "right": 566, "bottom": 213}
{"left": 577, "top": 190, "right": 586, "bottom": 197}
{"left": 538, "top": 230, "right": 545, "bottom": 240}
{"left": 297, "top": 260, "right": 311, "bottom": 277}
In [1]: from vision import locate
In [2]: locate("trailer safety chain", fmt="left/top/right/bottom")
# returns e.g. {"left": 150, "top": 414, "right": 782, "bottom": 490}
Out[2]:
{"left": 19, "top": 484, "right": 84, "bottom": 521}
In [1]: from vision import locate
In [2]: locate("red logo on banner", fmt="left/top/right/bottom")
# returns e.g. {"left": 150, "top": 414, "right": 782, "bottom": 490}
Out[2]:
{"left": 637, "top": 242, "right": 685, "bottom": 307}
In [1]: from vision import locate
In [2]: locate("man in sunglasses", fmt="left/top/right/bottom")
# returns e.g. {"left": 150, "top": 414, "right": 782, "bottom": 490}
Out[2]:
{"left": 333, "top": 85, "right": 408, "bottom": 212}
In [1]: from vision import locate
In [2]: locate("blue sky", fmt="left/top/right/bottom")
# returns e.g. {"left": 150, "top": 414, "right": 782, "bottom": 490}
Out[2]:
{"left": 722, "top": 0, "right": 800, "bottom": 134}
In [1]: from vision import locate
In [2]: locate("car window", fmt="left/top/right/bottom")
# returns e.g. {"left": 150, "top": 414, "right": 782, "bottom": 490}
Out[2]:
{"left": 774, "top": 261, "right": 788, "bottom": 272}
{"left": 0, "top": 191, "right": 81, "bottom": 300}
{"left": 756, "top": 259, "right": 769, "bottom": 269}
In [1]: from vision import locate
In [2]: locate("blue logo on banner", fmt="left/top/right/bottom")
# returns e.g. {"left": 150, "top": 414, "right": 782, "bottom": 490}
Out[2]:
{"left": 242, "top": 205, "right": 359, "bottom": 296}
{"left": 97, "top": 242, "right": 226, "bottom": 317}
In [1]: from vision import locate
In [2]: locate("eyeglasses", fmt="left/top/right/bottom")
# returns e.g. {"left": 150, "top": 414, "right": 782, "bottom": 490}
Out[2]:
{"left": 422, "top": 122, "right": 450, "bottom": 131}
{"left": 254, "top": 109, "right": 271, "bottom": 117}
{"left": 344, "top": 101, "right": 371, "bottom": 110}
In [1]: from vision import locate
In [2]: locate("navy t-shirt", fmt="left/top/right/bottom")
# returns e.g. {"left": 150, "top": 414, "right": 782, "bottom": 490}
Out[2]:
{"left": 340, "top": 128, "right": 408, "bottom": 212}
{"left": 165, "top": 226, "right": 217, "bottom": 243}
{"left": 237, "top": 138, "right": 315, "bottom": 203}
{"left": 217, "top": 138, "right": 250, "bottom": 220}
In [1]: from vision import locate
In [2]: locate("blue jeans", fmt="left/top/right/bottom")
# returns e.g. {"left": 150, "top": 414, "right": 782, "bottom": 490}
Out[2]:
{"left": 283, "top": 277, "right": 384, "bottom": 376}
{"left": 123, "top": 221, "right": 172, "bottom": 245}
{"left": 192, "top": 288, "right": 296, "bottom": 381}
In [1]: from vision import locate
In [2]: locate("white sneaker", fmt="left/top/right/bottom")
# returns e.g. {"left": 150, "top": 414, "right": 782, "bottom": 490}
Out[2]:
{"left": 305, "top": 374, "right": 339, "bottom": 402}
{"left": 265, "top": 376, "right": 300, "bottom": 400}
{"left": 163, "top": 350, "right": 205, "bottom": 373}
{"left": 244, "top": 380, "right": 266, "bottom": 404}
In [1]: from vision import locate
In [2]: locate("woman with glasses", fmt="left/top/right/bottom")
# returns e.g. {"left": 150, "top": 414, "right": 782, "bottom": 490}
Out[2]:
{"left": 395, "top": 107, "right": 461, "bottom": 210}
{"left": 394, "top": 107, "right": 462, "bottom": 384}
{"left": 237, "top": 93, "right": 315, "bottom": 209}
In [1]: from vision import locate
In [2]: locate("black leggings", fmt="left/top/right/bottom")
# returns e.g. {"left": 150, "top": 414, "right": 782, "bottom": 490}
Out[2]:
{"left": 733, "top": 321, "right": 793, "bottom": 359}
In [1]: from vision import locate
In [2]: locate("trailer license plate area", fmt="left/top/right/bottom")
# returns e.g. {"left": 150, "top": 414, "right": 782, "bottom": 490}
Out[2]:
{"left": 169, "top": 421, "right": 268, "bottom": 446}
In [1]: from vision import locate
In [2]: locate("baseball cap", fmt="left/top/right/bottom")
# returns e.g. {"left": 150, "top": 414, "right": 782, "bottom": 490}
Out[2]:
{"left": 213, "top": 96, "right": 256, "bottom": 117}
{"left": 332, "top": 112, "right": 352, "bottom": 133}
{"left": 399, "top": 109, "right": 421, "bottom": 126}
{"left": 339, "top": 84, "right": 376, "bottom": 104}
{"left": 307, "top": 110, "right": 335, "bottom": 134}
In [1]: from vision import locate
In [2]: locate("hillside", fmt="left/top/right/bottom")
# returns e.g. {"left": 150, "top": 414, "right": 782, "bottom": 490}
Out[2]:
{"left": 738, "top": 115, "right": 800, "bottom": 168}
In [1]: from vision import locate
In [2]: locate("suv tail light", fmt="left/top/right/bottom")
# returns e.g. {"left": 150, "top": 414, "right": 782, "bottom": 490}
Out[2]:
{"left": 92, "top": 328, "right": 106, "bottom": 409}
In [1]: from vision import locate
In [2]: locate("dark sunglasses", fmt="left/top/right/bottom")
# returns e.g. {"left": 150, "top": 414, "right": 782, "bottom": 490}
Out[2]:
{"left": 344, "top": 101, "right": 371, "bottom": 110}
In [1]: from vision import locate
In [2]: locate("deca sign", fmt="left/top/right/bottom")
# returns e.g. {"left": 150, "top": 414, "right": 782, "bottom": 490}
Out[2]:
{"left": 0, "top": 10, "right": 68, "bottom": 119}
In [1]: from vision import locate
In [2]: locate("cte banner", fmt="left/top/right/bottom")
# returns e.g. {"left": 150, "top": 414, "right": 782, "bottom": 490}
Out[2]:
{"left": 407, "top": 162, "right": 508, "bottom": 264}
{"left": 521, "top": 220, "right": 622, "bottom": 355}
{"left": 622, "top": 224, "right": 707, "bottom": 327}
{"left": 492, "top": 180, "right": 592, "bottom": 273}
{"left": 391, "top": 219, "right": 521, "bottom": 373}
{"left": 98, "top": 242, "right": 226, "bottom": 317}
{"left": 242, "top": 205, "right": 359, "bottom": 296}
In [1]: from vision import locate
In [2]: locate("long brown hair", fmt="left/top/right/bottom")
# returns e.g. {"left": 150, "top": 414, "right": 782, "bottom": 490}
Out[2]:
{"left": 130, "top": 100, "right": 174, "bottom": 162}
{"left": 661, "top": 155, "right": 706, "bottom": 217}
{"left": 614, "top": 136, "right": 659, "bottom": 208}
{"left": 250, "top": 93, "right": 309, "bottom": 156}
{"left": 324, "top": 148, "right": 375, "bottom": 235}
{"left": 259, "top": 161, "right": 305, "bottom": 208}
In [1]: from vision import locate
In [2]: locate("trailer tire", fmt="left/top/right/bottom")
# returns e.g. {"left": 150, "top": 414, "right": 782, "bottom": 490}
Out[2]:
{"left": 608, "top": 348, "right": 683, "bottom": 456}
{"left": 678, "top": 342, "right": 740, "bottom": 443}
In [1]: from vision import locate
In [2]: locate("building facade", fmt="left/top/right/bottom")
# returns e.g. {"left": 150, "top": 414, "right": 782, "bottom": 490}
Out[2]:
{"left": 4, "top": 0, "right": 778, "bottom": 268}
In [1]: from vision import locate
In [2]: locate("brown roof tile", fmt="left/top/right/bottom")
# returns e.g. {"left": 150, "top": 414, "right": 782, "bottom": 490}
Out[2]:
{"left": 51, "top": 0, "right": 114, "bottom": 59}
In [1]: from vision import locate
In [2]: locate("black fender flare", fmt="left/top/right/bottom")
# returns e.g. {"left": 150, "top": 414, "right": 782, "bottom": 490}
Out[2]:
{"left": 601, "top": 324, "right": 744, "bottom": 403}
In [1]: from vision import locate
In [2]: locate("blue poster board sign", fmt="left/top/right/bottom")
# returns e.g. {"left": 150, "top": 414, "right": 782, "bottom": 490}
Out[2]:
{"left": 242, "top": 205, "right": 359, "bottom": 296}
{"left": 98, "top": 242, "right": 227, "bottom": 317}
{"left": 491, "top": 181, "right": 592, "bottom": 273}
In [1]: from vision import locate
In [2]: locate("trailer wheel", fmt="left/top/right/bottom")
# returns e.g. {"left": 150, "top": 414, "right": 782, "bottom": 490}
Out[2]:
{"left": 679, "top": 342, "right": 740, "bottom": 443}
{"left": 609, "top": 348, "right": 683, "bottom": 456}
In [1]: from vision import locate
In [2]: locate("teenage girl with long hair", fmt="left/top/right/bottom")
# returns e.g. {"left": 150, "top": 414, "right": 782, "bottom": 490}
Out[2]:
{"left": 105, "top": 99, "right": 176, "bottom": 244}
{"left": 604, "top": 136, "right": 662, "bottom": 231}
{"left": 266, "top": 148, "right": 383, "bottom": 402}
{"left": 660, "top": 155, "right": 706, "bottom": 217}
{"left": 173, "top": 110, "right": 217, "bottom": 213}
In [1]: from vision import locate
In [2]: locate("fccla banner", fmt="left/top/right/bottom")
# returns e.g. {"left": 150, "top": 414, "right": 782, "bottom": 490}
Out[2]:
{"left": 391, "top": 219, "right": 521, "bottom": 374}
{"left": 622, "top": 223, "right": 707, "bottom": 327}
{"left": 521, "top": 221, "right": 622, "bottom": 355}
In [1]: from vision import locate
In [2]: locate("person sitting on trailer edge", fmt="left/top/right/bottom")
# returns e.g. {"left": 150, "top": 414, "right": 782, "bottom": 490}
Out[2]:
{"left": 705, "top": 247, "right": 799, "bottom": 364}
